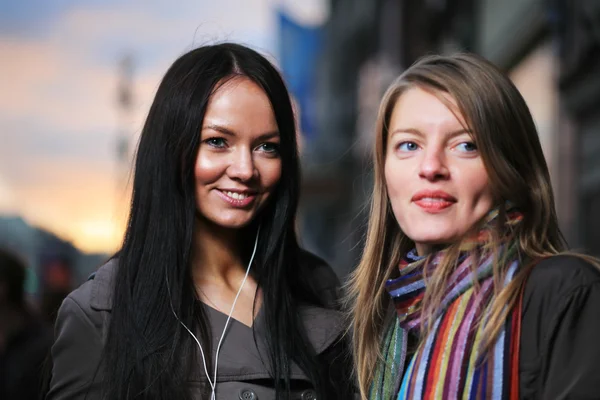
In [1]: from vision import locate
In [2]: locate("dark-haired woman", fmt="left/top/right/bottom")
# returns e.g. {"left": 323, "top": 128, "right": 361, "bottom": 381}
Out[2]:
{"left": 46, "top": 43, "right": 353, "bottom": 400}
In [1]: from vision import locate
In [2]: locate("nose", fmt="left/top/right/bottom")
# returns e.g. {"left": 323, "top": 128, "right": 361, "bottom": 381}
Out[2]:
{"left": 418, "top": 146, "right": 449, "bottom": 181}
{"left": 227, "top": 148, "right": 256, "bottom": 182}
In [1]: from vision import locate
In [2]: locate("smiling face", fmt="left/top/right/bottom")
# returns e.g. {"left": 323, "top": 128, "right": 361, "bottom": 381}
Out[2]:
{"left": 384, "top": 87, "right": 495, "bottom": 255}
{"left": 194, "top": 76, "right": 282, "bottom": 231}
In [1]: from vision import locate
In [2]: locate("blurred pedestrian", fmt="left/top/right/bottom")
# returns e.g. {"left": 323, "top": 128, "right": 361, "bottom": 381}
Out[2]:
{"left": 0, "top": 248, "right": 52, "bottom": 400}
{"left": 46, "top": 43, "right": 354, "bottom": 400}
{"left": 348, "top": 53, "right": 600, "bottom": 399}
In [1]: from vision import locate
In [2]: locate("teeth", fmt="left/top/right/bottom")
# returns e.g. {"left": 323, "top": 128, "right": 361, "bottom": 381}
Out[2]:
{"left": 225, "top": 191, "right": 248, "bottom": 200}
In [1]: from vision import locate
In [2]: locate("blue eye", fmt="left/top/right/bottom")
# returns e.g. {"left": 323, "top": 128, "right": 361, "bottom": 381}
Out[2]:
{"left": 455, "top": 141, "right": 477, "bottom": 152}
{"left": 205, "top": 137, "right": 226, "bottom": 148}
{"left": 398, "top": 141, "right": 419, "bottom": 151}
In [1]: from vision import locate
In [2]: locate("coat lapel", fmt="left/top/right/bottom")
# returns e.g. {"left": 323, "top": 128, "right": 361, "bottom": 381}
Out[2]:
{"left": 88, "top": 259, "right": 346, "bottom": 383}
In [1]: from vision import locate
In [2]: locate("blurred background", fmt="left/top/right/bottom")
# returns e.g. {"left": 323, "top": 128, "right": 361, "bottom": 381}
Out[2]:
{"left": 1, "top": 0, "right": 599, "bottom": 334}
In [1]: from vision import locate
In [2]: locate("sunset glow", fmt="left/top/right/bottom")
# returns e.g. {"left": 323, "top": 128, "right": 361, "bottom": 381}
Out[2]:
{"left": 0, "top": 0, "right": 275, "bottom": 254}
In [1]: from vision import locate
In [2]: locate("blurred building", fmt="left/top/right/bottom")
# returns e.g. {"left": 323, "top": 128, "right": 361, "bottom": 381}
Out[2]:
{"left": 554, "top": 0, "right": 600, "bottom": 255}
{"left": 0, "top": 215, "right": 109, "bottom": 300}
{"left": 299, "top": 0, "right": 600, "bottom": 277}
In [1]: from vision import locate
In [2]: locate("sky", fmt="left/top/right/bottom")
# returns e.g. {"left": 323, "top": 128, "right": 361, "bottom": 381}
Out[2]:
{"left": 0, "top": 0, "right": 303, "bottom": 253}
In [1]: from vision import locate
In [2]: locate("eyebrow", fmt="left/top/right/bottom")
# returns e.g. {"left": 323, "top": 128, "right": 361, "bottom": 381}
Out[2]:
{"left": 389, "top": 127, "right": 472, "bottom": 137}
{"left": 203, "top": 124, "right": 280, "bottom": 140}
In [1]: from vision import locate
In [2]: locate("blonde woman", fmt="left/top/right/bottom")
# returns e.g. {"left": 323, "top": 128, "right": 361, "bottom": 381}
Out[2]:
{"left": 348, "top": 53, "right": 600, "bottom": 399}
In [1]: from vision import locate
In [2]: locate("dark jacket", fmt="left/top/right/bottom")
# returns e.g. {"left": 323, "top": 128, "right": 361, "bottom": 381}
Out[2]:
{"left": 46, "top": 252, "right": 352, "bottom": 400}
{"left": 519, "top": 255, "right": 600, "bottom": 399}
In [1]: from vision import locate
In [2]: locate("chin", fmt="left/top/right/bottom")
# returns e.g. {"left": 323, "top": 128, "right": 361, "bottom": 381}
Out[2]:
{"left": 407, "top": 231, "right": 455, "bottom": 245}
{"left": 197, "top": 212, "right": 255, "bottom": 231}
{"left": 216, "top": 219, "right": 254, "bottom": 229}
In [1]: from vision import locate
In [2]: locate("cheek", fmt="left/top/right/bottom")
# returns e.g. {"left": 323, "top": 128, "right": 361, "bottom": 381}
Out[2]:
{"left": 384, "top": 161, "right": 410, "bottom": 223}
{"left": 462, "top": 164, "right": 493, "bottom": 205}
{"left": 259, "top": 160, "right": 282, "bottom": 189}
{"left": 194, "top": 153, "right": 223, "bottom": 184}
{"left": 384, "top": 160, "right": 406, "bottom": 198}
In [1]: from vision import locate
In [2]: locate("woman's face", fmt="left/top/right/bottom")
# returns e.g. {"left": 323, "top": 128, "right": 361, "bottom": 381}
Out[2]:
{"left": 195, "top": 77, "right": 282, "bottom": 230}
{"left": 384, "top": 87, "right": 494, "bottom": 255}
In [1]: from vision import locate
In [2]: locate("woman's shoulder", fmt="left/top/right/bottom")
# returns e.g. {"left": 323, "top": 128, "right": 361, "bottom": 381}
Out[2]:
{"left": 525, "top": 254, "right": 600, "bottom": 298}
{"left": 519, "top": 254, "right": 600, "bottom": 397}
{"left": 298, "top": 249, "right": 339, "bottom": 282}
{"left": 297, "top": 249, "right": 342, "bottom": 308}
{"left": 522, "top": 254, "right": 600, "bottom": 327}
{"left": 66, "top": 258, "right": 118, "bottom": 314}
{"left": 47, "top": 262, "right": 116, "bottom": 399}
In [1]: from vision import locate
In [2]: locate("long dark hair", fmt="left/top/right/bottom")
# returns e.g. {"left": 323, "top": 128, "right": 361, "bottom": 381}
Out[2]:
{"left": 102, "top": 43, "right": 337, "bottom": 399}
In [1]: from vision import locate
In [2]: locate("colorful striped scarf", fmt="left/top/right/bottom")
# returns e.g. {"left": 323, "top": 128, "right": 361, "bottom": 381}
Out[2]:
{"left": 369, "top": 209, "right": 524, "bottom": 399}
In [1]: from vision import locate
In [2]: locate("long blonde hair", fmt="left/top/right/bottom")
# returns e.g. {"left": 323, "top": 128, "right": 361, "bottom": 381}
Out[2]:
{"left": 346, "top": 53, "right": 569, "bottom": 399}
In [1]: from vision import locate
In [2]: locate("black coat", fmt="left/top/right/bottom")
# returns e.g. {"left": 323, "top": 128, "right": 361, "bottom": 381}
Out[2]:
{"left": 519, "top": 255, "right": 600, "bottom": 399}
{"left": 46, "top": 252, "right": 354, "bottom": 400}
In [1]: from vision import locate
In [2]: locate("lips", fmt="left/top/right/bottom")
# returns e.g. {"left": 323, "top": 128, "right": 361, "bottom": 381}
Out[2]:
{"left": 216, "top": 189, "right": 257, "bottom": 207}
{"left": 411, "top": 190, "right": 457, "bottom": 212}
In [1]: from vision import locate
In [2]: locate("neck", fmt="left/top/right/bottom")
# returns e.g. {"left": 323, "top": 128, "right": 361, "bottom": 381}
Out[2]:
{"left": 192, "top": 218, "right": 254, "bottom": 285}
{"left": 415, "top": 243, "right": 432, "bottom": 256}
{"left": 415, "top": 242, "right": 449, "bottom": 257}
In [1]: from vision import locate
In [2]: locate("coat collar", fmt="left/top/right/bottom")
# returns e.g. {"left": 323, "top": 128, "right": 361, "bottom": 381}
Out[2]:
{"left": 88, "top": 259, "right": 345, "bottom": 355}
{"left": 89, "top": 258, "right": 117, "bottom": 311}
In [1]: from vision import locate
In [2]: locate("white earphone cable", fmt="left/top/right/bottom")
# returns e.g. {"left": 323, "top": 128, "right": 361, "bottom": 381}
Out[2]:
{"left": 167, "top": 226, "right": 260, "bottom": 400}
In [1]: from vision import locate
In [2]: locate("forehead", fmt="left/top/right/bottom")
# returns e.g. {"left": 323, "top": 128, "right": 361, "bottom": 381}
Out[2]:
{"left": 203, "top": 77, "right": 278, "bottom": 133}
{"left": 389, "top": 87, "right": 467, "bottom": 132}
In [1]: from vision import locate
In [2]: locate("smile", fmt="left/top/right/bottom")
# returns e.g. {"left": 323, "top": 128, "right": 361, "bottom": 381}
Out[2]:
{"left": 224, "top": 191, "right": 249, "bottom": 200}
{"left": 414, "top": 198, "right": 455, "bottom": 212}
{"left": 216, "top": 189, "right": 257, "bottom": 207}
{"left": 411, "top": 190, "right": 457, "bottom": 213}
